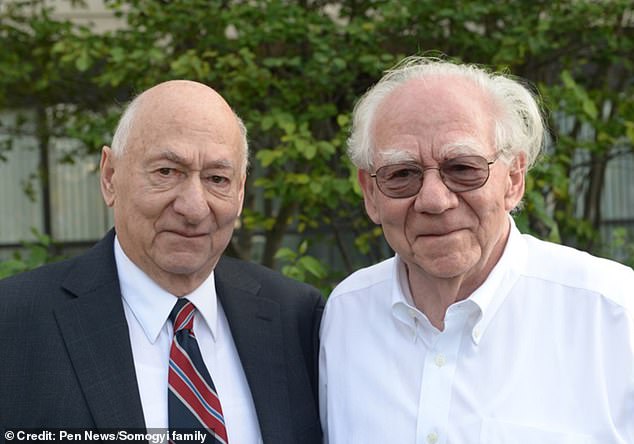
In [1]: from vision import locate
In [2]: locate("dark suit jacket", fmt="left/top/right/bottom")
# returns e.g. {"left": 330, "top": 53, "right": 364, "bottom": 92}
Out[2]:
{"left": 0, "top": 230, "right": 324, "bottom": 443}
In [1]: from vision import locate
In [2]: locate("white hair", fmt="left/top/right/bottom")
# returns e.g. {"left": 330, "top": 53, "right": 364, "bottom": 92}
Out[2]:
{"left": 348, "top": 56, "right": 547, "bottom": 171}
{"left": 110, "top": 92, "right": 250, "bottom": 173}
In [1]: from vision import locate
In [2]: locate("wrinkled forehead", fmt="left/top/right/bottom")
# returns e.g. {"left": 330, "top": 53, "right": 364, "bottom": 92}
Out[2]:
{"left": 134, "top": 110, "right": 242, "bottom": 147}
{"left": 373, "top": 75, "right": 498, "bottom": 123}
{"left": 370, "top": 76, "right": 498, "bottom": 161}
{"left": 136, "top": 84, "right": 239, "bottom": 136}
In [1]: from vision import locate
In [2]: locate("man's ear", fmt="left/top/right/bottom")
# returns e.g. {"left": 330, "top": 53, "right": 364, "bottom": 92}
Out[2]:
{"left": 358, "top": 169, "right": 381, "bottom": 225}
{"left": 236, "top": 173, "right": 247, "bottom": 218}
{"left": 504, "top": 152, "right": 527, "bottom": 211}
{"left": 100, "top": 146, "right": 116, "bottom": 207}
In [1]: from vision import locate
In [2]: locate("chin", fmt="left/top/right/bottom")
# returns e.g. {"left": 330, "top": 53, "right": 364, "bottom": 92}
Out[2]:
{"left": 414, "top": 254, "right": 478, "bottom": 279}
{"left": 159, "top": 255, "right": 213, "bottom": 275}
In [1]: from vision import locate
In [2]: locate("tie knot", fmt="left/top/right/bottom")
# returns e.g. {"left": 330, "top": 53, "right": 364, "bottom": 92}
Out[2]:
{"left": 169, "top": 298, "right": 196, "bottom": 333}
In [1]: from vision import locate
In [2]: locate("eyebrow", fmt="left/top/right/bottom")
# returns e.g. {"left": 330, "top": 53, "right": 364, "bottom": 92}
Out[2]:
{"left": 440, "top": 141, "right": 485, "bottom": 157}
{"left": 377, "top": 149, "right": 419, "bottom": 164}
{"left": 374, "top": 142, "right": 489, "bottom": 169}
{"left": 161, "top": 150, "right": 185, "bottom": 164}
{"left": 159, "top": 149, "right": 235, "bottom": 170}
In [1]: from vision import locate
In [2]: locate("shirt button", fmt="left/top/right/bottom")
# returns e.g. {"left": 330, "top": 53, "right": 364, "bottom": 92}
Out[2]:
{"left": 427, "top": 432, "right": 439, "bottom": 444}
{"left": 434, "top": 354, "right": 446, "bottom": 367}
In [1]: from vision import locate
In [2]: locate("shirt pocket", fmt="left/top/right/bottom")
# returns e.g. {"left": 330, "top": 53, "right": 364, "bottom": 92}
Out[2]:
{"left": 480, "top": 418, "right": 598, "bottom": 444}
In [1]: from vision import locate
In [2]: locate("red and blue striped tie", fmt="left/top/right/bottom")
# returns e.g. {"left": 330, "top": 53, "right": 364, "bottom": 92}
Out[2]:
{"left": 168, "top": 298, "right": 228, "bottom": 444}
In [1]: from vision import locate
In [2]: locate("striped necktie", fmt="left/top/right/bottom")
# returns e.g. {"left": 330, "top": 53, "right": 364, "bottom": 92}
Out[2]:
{"left": 168, "top": 298, "right": 228, "bottom": 444}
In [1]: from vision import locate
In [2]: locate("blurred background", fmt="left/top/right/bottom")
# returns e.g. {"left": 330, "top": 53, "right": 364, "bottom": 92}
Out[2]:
{"left": 1, "top": 0, "right": 633, "bottom": 293}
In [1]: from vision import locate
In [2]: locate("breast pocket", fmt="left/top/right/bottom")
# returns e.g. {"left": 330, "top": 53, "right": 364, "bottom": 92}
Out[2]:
{"left": 480, "top": 418, "right": 598, "bottom": 444}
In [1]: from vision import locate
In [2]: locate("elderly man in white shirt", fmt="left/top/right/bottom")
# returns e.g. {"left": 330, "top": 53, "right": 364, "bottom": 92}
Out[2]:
{"left": 319, "top": 57, "right": 634, "bottom": 444}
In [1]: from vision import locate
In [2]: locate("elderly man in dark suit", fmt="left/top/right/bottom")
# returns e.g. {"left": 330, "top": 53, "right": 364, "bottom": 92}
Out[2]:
{"left": 0, "top": 80, "right": 323, "bottom": 444}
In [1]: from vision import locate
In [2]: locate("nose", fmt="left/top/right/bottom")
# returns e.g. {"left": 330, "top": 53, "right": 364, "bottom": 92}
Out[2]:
{"left": 413, "top": 168, "right": 459, "bottom": 214}
{"left": 172, "top": 176, "right": 211, "bottom": 224}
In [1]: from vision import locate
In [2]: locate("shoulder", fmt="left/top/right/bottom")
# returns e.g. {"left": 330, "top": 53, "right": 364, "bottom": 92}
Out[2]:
{"left": 0, "top": 256, "right": 89, "bottom": 334}
{"left": 521, "top": 234, "right": 634, "bottom": 312}
{"left": 0, "top": 257, "right": 77, "bottom": 306}
{"left": 0, "top": 232, "right": 116, "bottom": 311}
{"left": 322, "top": 257, "right": 395, "bottom": 325}
{"left": 328, "top": 256, "right": 395, "bottom": 302}
{"left": 320, "top": 258, "right": 397, "bottom": 347}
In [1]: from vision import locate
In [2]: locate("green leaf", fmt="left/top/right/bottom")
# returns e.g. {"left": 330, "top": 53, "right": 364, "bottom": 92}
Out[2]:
{"left": 256, "top": 149, "right": 283, "bottom": 167}
{"left": 276, "top": 112, "right": 296, "bottom": 134}
{"left": 274, "top": 247, "right": 297, "bottom": 262}
{"left": 289, "top": 173, "right": 310, "bottom": 184}
{"left": 582, "top": 97, "right": 598, "bottom": 120}
{"left": 560, "top": 70, "right": 575, "bottom": 89}
{"left": 301, "top": 141, "right": 317, "bottom": 160}
{"left": 298, "top": 256, "right": 327, "bottom": 279}
{"left": 309, "top": 181, "right": 322, "bottom": 194}
{"left": 261, "top": 115, "right": 275, "bottom": 131}
{"left": 75, "top": 49, "right": 91, "bottom": 72}
{"left": 336, "top": 114, "right": 349, "bottom": 128}
{"left": 625, "top": 122, "right": 634, "bottom": 144}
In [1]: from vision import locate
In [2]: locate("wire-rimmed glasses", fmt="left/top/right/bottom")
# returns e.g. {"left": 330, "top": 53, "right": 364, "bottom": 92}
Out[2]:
{"left": 370, "top": 154, "right": 499, "bottom": 199}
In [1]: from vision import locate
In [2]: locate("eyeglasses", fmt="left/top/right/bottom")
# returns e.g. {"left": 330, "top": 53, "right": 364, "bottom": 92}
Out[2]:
{"left": 370, "top": 154, "right": 499, "bottom": 198}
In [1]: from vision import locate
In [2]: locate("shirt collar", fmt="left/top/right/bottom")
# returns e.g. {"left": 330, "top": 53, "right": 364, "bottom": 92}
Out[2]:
{"left": 114, "top": 236, "right": 219, "bottom": 343}
{"left": 390, "top": 215, "right": 526, "bottom": 345}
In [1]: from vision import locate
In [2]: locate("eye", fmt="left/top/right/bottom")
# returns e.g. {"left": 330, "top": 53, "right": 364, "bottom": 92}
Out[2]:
{"left": 204, "top": 174, "right": 230, "bottom": 186}
{"left": 393, "top": 168, "right": 415, "bottom": 178}
{"left": 443, "top": 157, "right": 484, "bottom": 174}
{"left": 441, "top": 156, "right": 490, "bottom": 188}
{"left": 154, "top": 167, "right": 183, "bottom": 180}
{"left": 445, "top": 162, "right": 478, "bottom": 173}
{"left": 381, "top": 165, "right": 422, "bottom": 181}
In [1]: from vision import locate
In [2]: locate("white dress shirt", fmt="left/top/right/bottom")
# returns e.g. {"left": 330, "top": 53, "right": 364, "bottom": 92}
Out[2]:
{"left": 114, "top": 237, "right": 263, "bottom": 443}
{"left": 319, "top": 218, "right": 634, "bottom": 444}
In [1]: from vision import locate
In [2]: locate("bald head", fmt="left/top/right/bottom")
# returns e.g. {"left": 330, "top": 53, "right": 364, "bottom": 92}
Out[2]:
{"left": 111, "top": 80, "right": 248, "bottom": 173}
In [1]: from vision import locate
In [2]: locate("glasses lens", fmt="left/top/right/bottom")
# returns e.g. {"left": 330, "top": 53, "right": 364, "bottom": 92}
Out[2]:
{"left": 440, "top": 156, "right": 490, "bottom": 192}
{"left": 375, "top": 163, "right": 423, "bottom": 198}
{"left": 373, "top": 156, "right": 493, "bottom": 197}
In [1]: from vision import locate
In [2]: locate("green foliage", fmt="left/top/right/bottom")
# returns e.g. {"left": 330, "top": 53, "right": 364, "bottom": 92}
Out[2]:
{"left": 606, "top": 228, "right": 634, "bottom": 268}
{"left": 0, "top": 229, "right": 64, "bottom": 279}
{"left": 1, "top": 0, "right": 633, "bottom": 291}
{"left": 275, "top": 240, "right": 330, "bottom": 294}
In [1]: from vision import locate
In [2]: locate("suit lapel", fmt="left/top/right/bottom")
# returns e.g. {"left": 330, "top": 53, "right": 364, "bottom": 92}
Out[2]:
{"left": 54, "top": 231, "right": 146, "bottom": 429}
{"left": 215, "top": 258, "right": 292, "bottom": 443}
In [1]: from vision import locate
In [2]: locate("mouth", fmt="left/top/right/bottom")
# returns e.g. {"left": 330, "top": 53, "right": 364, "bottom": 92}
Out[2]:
{"left": 418, "top": 228, "right": 464, "bottom": 238}
{"left": 163, "top": 230, "right": 208, "bottom": 239}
